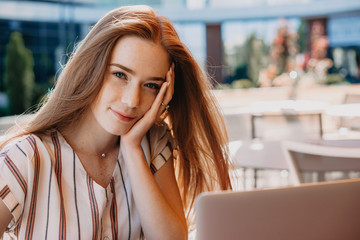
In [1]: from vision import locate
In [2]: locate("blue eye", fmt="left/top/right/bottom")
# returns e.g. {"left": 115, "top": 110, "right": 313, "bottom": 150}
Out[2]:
{"left": 113, "top": 72, "right": 126, "bottom": 79}
{"left": 145, "top": 83, "right": 160, "bottom": 90}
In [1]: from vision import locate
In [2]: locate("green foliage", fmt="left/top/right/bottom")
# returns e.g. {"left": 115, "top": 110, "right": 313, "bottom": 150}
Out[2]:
{"left": 297, "top": 20, "right": 308, "bottom": 53}
{"left": 224, "top": 33, "right": 269, "bottom": 87}
{"left": 215, "top": 83, "right": 232, "bottom": 90}
{"left": 325, "top": 74, "right": 347, "bottom": 85}
{"left": 231, "top": 79, "right": 254, "bottom": 89}
{"left": 0, "top": 107, "right": 9, "bottom": 117}
{"left": 32, "top": 77, "right": 55, "bottom": 106}
{"left": 216, "top": 79, "right": 254, "bottom": 89}
{"left": 245, "top": 34, "right": 269, "bottom": 86}
{"left": 3, "top": 32, "right": 35, "bottom": 115}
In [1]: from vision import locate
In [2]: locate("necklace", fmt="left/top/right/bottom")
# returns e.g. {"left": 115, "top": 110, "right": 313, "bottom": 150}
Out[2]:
{"left": 100, "top": 137, "right": 120, "bottom": 159}
{"left": 66, "top": 136, "right": 120, "bottom": 160}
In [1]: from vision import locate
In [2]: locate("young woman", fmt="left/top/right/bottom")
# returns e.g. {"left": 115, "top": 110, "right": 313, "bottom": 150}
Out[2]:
{"left": 0, "top": 5, "right": 232, "bottom": 239}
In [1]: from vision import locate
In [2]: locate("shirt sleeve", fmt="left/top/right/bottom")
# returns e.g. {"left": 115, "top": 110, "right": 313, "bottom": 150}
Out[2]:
{"left": 0, "top": 135, "right": 35, "bottom": 230}
{"left": 148, "top": 124, "right": 176, "bottom": 174}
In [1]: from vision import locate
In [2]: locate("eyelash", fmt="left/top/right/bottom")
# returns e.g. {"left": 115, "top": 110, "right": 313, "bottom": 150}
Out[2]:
{"left": 112, "top": 71, "right": 161, "bottom": 90}
{"left": 113, "top": 72, "right": 126, "bottom": 79}
{"left": 144, "top": 83, "right": 161, "bottom": 90}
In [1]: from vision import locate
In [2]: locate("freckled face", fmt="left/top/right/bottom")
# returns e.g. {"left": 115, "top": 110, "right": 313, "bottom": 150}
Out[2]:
{"left": 90, "top": 35, "right": 170, "bottom": 136}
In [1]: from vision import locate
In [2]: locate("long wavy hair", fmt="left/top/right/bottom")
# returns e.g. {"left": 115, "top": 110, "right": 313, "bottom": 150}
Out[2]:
{"left": 1, "top": 5, "right": 232, "bottom": 226}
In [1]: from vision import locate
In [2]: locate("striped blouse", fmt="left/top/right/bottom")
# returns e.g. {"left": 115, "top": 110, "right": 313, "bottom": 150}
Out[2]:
{"left": 0, "top": 124, "right": 174, "bottom": 240}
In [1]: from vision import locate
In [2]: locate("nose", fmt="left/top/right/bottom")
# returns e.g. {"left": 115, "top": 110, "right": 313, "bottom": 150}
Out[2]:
{"left": 121, "top": 83, "right": 140, "bottom": 108}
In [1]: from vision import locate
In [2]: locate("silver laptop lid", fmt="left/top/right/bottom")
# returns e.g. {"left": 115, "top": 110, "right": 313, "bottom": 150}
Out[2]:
{"left": 195, "top": 179, "right": 360, "bottom": 240}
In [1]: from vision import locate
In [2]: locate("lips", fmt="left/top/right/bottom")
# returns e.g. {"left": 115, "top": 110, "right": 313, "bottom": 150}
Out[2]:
{"left": 110, "top": 108, "right": 136, "bottom": 122}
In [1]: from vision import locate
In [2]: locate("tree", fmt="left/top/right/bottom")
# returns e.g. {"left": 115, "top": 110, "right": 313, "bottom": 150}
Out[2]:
{"left": 239, "top": 33, "right": 269, "bottom": 86}
{"left": 3, "top": 32, "right": 34, "bottom": 115}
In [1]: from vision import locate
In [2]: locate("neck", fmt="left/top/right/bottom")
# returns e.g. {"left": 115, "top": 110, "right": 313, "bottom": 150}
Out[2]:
{"left": 61, "top": 113, "right": 119, "bottom": 157}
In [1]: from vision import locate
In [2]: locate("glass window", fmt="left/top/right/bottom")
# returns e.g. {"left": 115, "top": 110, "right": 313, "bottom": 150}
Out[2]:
{"left": 222, "top": 18, "right": 301, "bottom": 87}
{"left": 174, "top": 23, "right": 206, "bottom": 70}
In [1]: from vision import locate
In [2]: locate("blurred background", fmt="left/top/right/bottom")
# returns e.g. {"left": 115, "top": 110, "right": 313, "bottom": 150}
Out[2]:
{"left": 0, "top": 0, "right": 359, "bottom": 115}
{"left": 1, "top": 0, "right": 360, "bottom": 191}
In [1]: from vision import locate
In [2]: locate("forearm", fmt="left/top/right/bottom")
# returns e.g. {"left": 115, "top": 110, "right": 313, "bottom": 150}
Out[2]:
{"left": 121, "top": 145, "right": 187, "bottom": 240}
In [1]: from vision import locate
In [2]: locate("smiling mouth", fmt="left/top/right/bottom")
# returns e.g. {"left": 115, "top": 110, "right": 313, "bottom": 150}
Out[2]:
{"left": 110, "top": 109, "right": 136, "bottom": 122}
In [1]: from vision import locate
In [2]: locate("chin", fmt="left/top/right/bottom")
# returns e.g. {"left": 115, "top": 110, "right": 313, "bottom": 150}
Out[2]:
{"left": 107, "top": 124, "right": 133, "bottom": 136}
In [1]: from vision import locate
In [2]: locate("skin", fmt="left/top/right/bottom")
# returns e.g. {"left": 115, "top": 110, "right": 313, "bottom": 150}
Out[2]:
{"left": 0, "top": 200, "right": 12, "bottom": 236}
{"left": 0, "top": 35, "right": 187, "bottom": 239}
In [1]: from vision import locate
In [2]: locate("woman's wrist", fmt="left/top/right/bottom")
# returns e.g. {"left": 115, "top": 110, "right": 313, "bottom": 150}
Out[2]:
{"left": 121, "top": 139, "right": 144, "bottom": 160}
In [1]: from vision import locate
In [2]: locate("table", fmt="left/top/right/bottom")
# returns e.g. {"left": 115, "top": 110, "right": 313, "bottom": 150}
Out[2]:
{"left": 230, "top": 138, "right": 360, "bottom": 187}
{"left": 222, "top": 100, "right": 328, "bottom": 141}
{"left": 249, "top": 100, "right": 328, "bottom": 115}
{"left": 325, "top": 103, "right": 360, "bottom": 117}
{"left": 229, "top": 139, "right": 286, "bottom": 170}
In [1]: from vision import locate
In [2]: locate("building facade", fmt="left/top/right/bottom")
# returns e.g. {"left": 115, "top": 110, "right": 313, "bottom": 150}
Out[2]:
{"left": 0, "top": 0, "right": 359, "bottom": 88}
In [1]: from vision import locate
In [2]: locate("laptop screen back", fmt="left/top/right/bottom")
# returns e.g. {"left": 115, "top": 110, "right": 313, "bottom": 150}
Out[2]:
{"left": 195, "top": 179, "right": 360, "bottom": 240}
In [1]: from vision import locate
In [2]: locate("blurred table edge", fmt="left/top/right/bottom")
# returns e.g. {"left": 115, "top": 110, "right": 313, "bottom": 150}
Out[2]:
{"left": 230, "top": 139, "right": 360, "bottom": 170}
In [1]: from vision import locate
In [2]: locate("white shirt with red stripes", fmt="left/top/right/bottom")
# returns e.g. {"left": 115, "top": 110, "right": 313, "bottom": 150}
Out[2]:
{"left": 0, "top": 124, "right": 174, "bottom": 240}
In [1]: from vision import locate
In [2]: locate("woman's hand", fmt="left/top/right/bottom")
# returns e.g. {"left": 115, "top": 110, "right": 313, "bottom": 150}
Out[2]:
{"left": 119, "top": 64, "right": 187, "bottom": 239}
{"left": 122, "top": 63, "right": 175, "bottom": 146}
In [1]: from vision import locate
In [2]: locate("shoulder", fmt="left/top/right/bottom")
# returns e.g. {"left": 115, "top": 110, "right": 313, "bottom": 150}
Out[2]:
{"left": 148, "top": 124, "right": 176, "bottom": 147}
{"left": 0, "top": 134, "right": 49, "bottom": 229}
{"left": 0, "top": 134, "right": 51, "bottom": 164}
{"left": 1, "top": 135, "right": 38, "bottom": 156}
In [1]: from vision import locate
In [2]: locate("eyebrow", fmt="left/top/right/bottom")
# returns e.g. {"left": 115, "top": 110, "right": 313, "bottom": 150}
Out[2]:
{"left": 109, "top": 63, "right": 166, "bottom": 82}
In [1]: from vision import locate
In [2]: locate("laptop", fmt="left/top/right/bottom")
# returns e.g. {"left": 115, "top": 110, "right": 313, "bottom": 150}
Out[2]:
{"left": 195, "top": 179, "right": 360, "bottom": 240}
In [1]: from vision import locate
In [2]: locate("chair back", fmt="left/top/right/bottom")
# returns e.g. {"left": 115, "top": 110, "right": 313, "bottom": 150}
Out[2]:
{"left": 282, "top": 140, "right": 360, "bottom": 185}
{"left": 343, "top": 93, "right": 360, "bottom": 104}
{"left": 251, "top": 112, "right": 323, "bottom": 140}
{"left": 340, "top": 93, "right": 360, "bottom": 130}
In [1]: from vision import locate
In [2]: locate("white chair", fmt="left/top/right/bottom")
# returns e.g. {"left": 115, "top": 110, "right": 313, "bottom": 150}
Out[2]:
{"left": 343, "top": 93, "right": 360, "bottom": 104}
{"left": 282, "top": 140, "right": 360, "bottom": 185}
{"left": 340, "top": 93, "right": 360, "bottom": 131}
{"left": 251, "top": 112, "right": 323, "bottom": 140}
{"left": 249, "top": 100, "right": 326, "bottom": 141}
